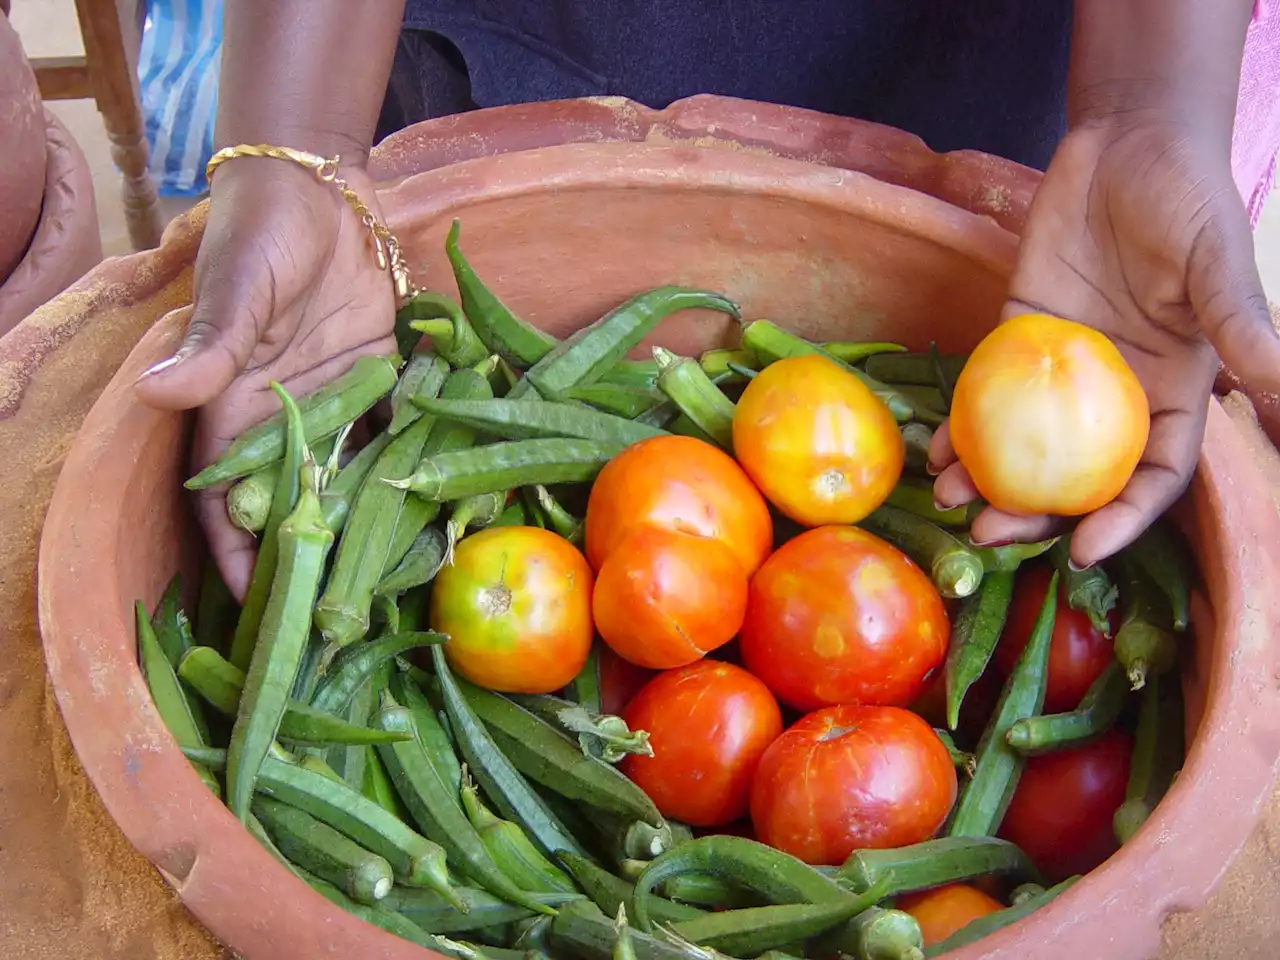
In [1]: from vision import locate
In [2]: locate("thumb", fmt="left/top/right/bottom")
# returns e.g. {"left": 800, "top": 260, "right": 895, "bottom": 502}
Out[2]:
{"left": 134, "top": 250, "right": 270, "bottom": 410}
{"left": 1187, "top": 201, "right": 1280, "bottom": 397}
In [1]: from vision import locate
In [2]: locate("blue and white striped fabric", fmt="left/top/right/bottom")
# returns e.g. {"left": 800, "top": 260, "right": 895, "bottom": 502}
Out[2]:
{"left": 136, "top": 0, "right": 223, "bottom": 197}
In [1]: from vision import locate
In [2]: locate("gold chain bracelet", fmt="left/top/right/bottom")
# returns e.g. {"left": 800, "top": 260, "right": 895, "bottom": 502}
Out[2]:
{"left": 206, "top": 144, "right": 418, "bottom": 305}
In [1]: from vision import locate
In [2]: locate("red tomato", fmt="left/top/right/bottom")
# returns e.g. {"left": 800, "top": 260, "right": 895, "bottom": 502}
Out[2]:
{"left": 897, "top": 884, "right": 1005, "bottom": 946}
{"left": 740, "top": 526, "right": 948, "bottom": 710}
{"left": 597, "top": 645, "right": 655, "bottom": 716}
{"left": 593, "top": 526, "right": 748, "bottom": 670}
{"left": 621, "top": 662, "right": 783, "bottom": 827}
{"left": 732, "top": 354, "right": 904, "bottom": 526}
{"left": 430, "top": 526, "right": 593, "bottom": 693}
{"left": 949, "top": 313, "right": 1149, "bottom": 516}
{"left": 750, "top": 705, "right": 957, "bottom": 864}
{"left": 999, "top": 730, "right": 1132, "bottom": 881}
{"left": 584, "top": 435, "right": 772, "bottom": 575}
{"left": 994, "top": 564, "right": 1115, "bottom": 714}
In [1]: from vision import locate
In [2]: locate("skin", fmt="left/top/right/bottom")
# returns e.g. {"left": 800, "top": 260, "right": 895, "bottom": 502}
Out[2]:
{"left": 133, "top": 0, "right": 1280, "bottom": 586}
{"left": 732, "top": 354, "right": 904, "bottom": 526}
{"left": 739, "top": 526, "right": 949, "bottom": 711}
{"left": 931, "top": 0, "right": 1280, "bottom": 569}
{"left": 749, "top": 705, "right": 957, "bottom": 864}
{"left": 428, "top": 526, "right": 594, "bottom": 693}
{"left": 620, "top": 661, "right": 783, "bottom": 827}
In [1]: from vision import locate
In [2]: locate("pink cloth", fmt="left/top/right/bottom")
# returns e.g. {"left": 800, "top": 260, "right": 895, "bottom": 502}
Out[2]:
{"left": 1236, "top": 1, "right": 1280, "bottom": 225}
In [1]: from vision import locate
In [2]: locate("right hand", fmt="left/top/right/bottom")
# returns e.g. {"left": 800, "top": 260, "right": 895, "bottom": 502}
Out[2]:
{"left": 134, "top": 157, "right": 398, "bottom": 599}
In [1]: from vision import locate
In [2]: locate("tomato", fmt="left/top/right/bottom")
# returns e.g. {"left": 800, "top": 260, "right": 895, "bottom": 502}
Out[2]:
{"left": 584, "top": 435, "right": 772, "bottom": 575}
{"left": 430, "top": 526, "right": 593, "bottom": 693}
{"left": 621, "top": 662, "right": 783, "bottom": 826}
{"left": 999, "top": 730, "right": 1131, "bottom": 881}
{"left": 994, "top": 563, "right": 1115, "bottom": 714}
{"left": 732, "top": 355, "right": 903, "bottom": 526}
{"left": 750, "top": 705, "right": 957, "bottom": 864}
{"left": 597, "top": 645, "right": 655, "bottom": 716}
{"left": 593, "top": 526, "right": 748, "bottom": 669}
{"left": 897, "top": 884, "right": 1005, "bottom": 946}
{"left": 949, "top": 313, "right": 1149, "bottom": 516}
{"left": 739, "top": 526, "right": 948, "bottom": 710}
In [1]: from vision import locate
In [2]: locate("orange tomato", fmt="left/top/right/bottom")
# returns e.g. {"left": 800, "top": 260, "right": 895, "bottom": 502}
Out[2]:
{"left": 749, "top": 705, "right": 957, "bottom": 864}
{"left": 430, "top": 526, "right": 593, "bottom": 693}
{"left": 740, "top": 526, "right": 949, "bottom": 710}
{"left": 584, "top": 435, "right": 772, "bottom": 575}
{"left": 733, "top": 354, "right": 903, "bottom": 525}
{"left": 621, "top": 661, "right": 782, "bottom": 826}
{"left": 897, "top": 884, "right": 1005, "bottom": 946}
{"left": 949, "top": 313, "right": 1149, "bottom": 516}
{"left": 592, "top": 526, "right": 748, "bottom": 669}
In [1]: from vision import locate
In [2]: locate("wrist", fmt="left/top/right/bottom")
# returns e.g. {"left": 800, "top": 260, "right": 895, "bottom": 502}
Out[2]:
{"left": 212, "top": 125, "right": 372, "bottom": 168}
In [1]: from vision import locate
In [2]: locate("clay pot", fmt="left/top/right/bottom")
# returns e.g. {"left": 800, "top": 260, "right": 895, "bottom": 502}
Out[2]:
{"left": 0, "top": 12, "right": 47, "bottom": 284}
{"left": 37, "top": 98, "right": 1280, "bottom": 960}
{"left": 0, "top": 109, "right": 102, "bottom": 338}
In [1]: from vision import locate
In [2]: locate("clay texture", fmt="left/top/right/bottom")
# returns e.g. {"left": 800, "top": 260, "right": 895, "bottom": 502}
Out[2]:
{"left": 33, "top": 96, "right": 1280, "bottom": 960}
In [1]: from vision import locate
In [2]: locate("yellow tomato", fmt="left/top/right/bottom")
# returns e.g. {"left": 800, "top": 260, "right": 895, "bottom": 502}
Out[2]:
{"left": 950, "top": 313, "right": 1149, "bottom": 516}
{"left": 732, "top": 354, "right": 903, "bottom": 525}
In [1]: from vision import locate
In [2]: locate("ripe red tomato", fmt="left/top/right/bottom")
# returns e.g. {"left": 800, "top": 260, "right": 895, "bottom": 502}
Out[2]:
{"left": 592, "top": 526, "right": 748, "bottom": 670}
{"left": 732, "top": 354, "right": 904, "bottom": 526}
{"left": 621, "top": 661, "right": 783, "bottom": 827}
{"left": 897, "top": 884, "right": 1005, "bottom": 946}
{"left": 584, "top": 435, "right": 772, "bottom": 576}
{"left": 740, "top": 526, "right": 948, "bottom": 710}
{"left": 999, "top": 730, "right": 1132, "bottom": 881}
{"left": 430, "top": 526, "right": 593, "bottom": 693}
{"left": 597, "top": 645, "right": 655, "bottom": 716}
{"left": 994, "top": 564, "right": 1115, "bottom": 714}
{"left": 750, "top": 705, "right": 957, "bottom": 864}
{"left": 949, "top": 313, "right": 1149, "bottom": 516}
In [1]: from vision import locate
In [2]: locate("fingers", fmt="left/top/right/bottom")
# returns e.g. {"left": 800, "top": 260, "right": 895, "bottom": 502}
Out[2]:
{"left": 193, "top": 487, "right": 258, "bottom": 602}
{"left": 969, "top": 509, "right": 1060, "bottom": 548}
{"left": 926, "top": 419, "right": 957, "bottom": 474}
{"left": 134, "top": 251, "right": 271, "bottom": 411}
{"left": 1187, "top": 198, "right": 1280, "bottom": 397}
{"left": 1069, "top": 405, "right": 1204, "bottom": 568}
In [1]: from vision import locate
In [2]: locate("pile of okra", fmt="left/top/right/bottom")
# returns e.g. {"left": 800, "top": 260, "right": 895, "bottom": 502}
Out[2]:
{"left": 134, "top": 219, "right": 1194, "bottom": 960}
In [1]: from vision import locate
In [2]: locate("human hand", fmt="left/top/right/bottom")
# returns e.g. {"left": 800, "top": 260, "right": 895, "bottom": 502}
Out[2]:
{"left": 929, "top": 116, "right": 1280, "bottom": 567}
{"left": 134, "top": 158, "right": 397, "bottom": 598}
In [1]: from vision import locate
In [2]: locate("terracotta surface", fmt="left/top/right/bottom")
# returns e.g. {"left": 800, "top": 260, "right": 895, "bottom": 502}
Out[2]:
{"left": 0, "top": 108, "right": 103, "bottom": 339}
{"left": 0, "top": 12, "right": 47, "bottom": 283}
{"left": 3, "top": 96, "right": 1279, "bottom": 960}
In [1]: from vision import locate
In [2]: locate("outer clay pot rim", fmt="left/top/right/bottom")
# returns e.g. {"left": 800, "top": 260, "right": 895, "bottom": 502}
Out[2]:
{"left": 38, "top": 140, "right": 1280, "bottom": 960}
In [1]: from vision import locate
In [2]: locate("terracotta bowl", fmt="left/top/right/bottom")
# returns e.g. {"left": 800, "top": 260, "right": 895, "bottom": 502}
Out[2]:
{"left": 39, "top": 103, "right": 1280, "bottom": 960}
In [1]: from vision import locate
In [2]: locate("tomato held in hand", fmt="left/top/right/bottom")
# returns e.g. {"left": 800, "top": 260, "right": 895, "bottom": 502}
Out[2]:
{"left": 593, "top": 526, "right": 747, "bottom": 669}
{"left": 430, "top": 526, "right": 593, "bottom": 693}
{"left": 999, "top": 730, "right": 1131, "bottom": 881}
{"left": 732, "top": 355, "right": 904, "bottom": 526}
{"left": 995, "top": 563, "right": 1115, "bottom": 714}
{"left": 949, "top": 313, "right": 1149, "bottom": 516}
{"left": 740, "top": 526, "right": 948, "bottom": 710}
{"left": 750, "top": 705, "right": 957, "bottom": 864}
{"left": 584, "top": 435, "right": 772, "bottom": 575}
{"left": 897, "top": 884, "right": 1005, "bottom": 947}
{"left": 621, "top": 661, "right": 782, "bottom": 827}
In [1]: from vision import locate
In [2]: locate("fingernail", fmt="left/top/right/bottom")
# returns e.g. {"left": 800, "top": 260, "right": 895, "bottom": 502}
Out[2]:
{"left": 969, "top": 537, "right": 1013, "bottom": 548}
{"left": 1067, "top": 558, "right": 1094, "bottom": 572}
{"left": 932, "top": 498, "right": 958, "bottom": 512}
{"left": 137, "top": 355, "right": 181, "bottom": 380}
{"left": 925, "top": 461, "right": 941, "bottom": 477}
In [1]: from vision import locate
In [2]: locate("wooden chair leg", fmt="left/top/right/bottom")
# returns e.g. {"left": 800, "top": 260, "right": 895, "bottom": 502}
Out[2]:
{"left": 75, "top": 0, "right": 163, "bottom": 250}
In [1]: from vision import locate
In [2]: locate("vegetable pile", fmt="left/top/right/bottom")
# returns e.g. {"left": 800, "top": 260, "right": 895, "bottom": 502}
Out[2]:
{"left": 136, "top": 220, "right": 1195, "bottom": 959}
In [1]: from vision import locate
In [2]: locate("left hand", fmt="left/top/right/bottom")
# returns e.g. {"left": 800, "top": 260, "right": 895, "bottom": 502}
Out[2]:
{"left": 928, "top": 115, "right": 1280, "bottom": 567}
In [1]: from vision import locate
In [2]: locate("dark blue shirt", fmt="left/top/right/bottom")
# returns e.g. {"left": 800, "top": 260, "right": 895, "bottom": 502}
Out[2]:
{"left": 383, "top": 1, "right": 1072, "bottom": 169}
